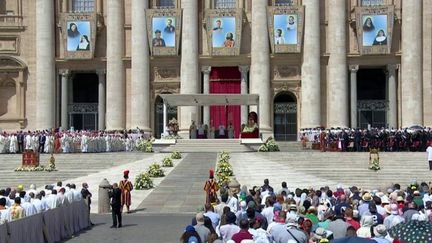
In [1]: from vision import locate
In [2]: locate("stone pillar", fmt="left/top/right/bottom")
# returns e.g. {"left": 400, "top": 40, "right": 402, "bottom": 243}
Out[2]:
{"left": 327, "top": 0, "right": 348, "bottom": 128}
{"left": 387, "top": 64, "right": 397, "bottom": 129}
{"left": 60, "top": 70, "right": 70, "bottom": 130}
{"left": 106, "top": 0, "right": 125, "bottom": 130}
{"left": 401, "top": 0, "right": 423, "bottom": 127}
{"left": 423, "top": 1, "right": 432, "bottom": 127}
{"left": 179, "top": 0, "right": 199, "bottom": 137}
{"left": 250, "top": 0, "right": 271, "bottom": 135}
{"left": 202, "top": 66, "right": 211, "bottom": 127}
{"left": 239, "top": 65, "right": 249, "bottom": 126}
{"left": 131, "top": 0, "right": 150, "bottom": 131}
{"left": 97, "top": 70, "right": 106, "bottom": 130}
{"left": 36, "top": 0, "right": 55, "bottom": 130}
{"left": 301, "top": 0, "right": 321, "bottom": 129}
{"left": 349, "top": 65, "right": 359, "bottom": 128}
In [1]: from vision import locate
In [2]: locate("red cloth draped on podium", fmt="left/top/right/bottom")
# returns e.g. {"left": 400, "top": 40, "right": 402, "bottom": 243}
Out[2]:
{"left": 210, "top": 67, "right": 241, "bottom": 138}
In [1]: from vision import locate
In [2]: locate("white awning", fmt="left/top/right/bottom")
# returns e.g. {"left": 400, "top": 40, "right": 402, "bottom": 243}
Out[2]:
{"left": 159, "top": 94, "right": 260, "bottom": 106}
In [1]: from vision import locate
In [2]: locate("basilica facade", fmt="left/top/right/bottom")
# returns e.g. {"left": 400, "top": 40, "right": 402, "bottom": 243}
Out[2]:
{"left": 0, "top": 0, "right": 431, "bottom": 140}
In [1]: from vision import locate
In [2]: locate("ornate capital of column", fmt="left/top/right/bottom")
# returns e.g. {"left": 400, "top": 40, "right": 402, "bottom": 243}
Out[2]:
{"left": 238, "top": 65, "right": 250, "bottom": 74}
{"left": 96, "top": 69, "right": 106, "bottom": 76}
{"left": 386, "top": 64, "right": 398, "bottom": 72}
{"left": 349, "top": 65, "right": 359, "bottom": 73}
{"left": 201, "top": 66, "right": 211, "bottom": 74}
{"left": 59, "top": 69, "right": 70, "bottom": 77}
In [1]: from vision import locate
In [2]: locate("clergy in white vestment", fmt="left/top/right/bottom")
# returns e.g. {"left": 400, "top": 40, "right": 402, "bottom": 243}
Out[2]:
{"left": 31, "top": 194, "right": 47, "bottom": 214}
{"left": 0, "top": 134, "right": 5, "bottom": 153}
{"left": 9, "top": 135, "right": 18, "bottom": 153}
{"left": 70, "top": 184, "right": 82, "bottom": 202}
{"left": 19, "top": 192, "right": 37, "bottom": 217}
{"left": 65, "top": 185, "right": 74, "bottom": 203}
{"left": 25, "top": 133, "right": 32, "bottom": 150}
{"left": 45, "top": 190, "right": 60, "bottom": 209}
{"left": 57, "top": 188, "right": 70, "bottom": 206}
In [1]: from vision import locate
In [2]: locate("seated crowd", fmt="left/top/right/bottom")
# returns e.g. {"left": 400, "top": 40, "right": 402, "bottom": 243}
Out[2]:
{"left": 300, "top": 127, "right": 432, "bottom": 152}
{"left": 0, "top": 181, "right": 91, "bottom": 224}
{"left": 182, "top": 179, "right": 432, "bottom": 243}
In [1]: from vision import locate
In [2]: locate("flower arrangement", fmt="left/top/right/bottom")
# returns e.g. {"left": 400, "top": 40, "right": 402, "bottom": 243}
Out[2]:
{"left": 258, "top": 137, "right": 280, "bottom": 152}
{"left": 147, "top": 163, "right": 165, "bottom": 177}
{"left": 137, "top": 139, "right": 154, "bottom": 153}
{"left": 170, "top": 151, "right": 182, "bottom": 159}
{"left": 14, "top": 165, "right": 57, "bottom": 172}
{"left": 216, "top": 152, "right": 234, "bottom": 186}
{"left": 369, "top": 148, "right": 380, "bottom": 171}
{"left": 134, "top": 172, "right": 154, "bottom": 190}
{"left": 161, "top": 157, "right": 174, "bottom": 167}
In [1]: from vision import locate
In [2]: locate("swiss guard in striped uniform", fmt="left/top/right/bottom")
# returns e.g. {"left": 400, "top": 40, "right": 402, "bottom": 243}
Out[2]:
{"left": 119, "top": 170, "right": 133, "bottom": 213}
{"left": 204, "top": 169, "right": 219, "bottom": 205}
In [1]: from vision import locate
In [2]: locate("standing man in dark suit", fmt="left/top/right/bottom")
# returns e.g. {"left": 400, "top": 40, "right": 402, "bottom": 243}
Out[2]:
{"left": 109, "top": 183, "right": 122, "bottom": 228}
{"left": 17, "top": 131, "right": 24, "bottom": 153}
{"left": 38, "top": 132, "right": 46, "bottom": 153}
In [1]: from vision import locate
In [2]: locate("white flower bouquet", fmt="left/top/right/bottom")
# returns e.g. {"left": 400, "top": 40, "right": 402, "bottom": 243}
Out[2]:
{"left": 162, "top": 157, "right": 174, "bottom": 167}
{"left": 147, "top": 163, "right": 165, "bottom": 177}
{"left": 134, "top": 172, "right": 154, "bottom": 189}
{"left": 170, "top": 151, "right": 182, "bottom": 159}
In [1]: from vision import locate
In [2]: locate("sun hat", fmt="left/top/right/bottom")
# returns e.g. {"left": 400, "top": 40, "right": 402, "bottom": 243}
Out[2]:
{"left": 362, "top": 192, "right": 372, "bottom": 202}
{"left": 373, "top": 224, "right": 387, "bottom": 237}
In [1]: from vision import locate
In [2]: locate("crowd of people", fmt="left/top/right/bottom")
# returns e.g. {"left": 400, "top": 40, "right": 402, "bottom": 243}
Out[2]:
{"left": 0, "top": 130, "right": 149, "bottom": 154}
{"left": 300, "top": 127, "right": 432, "bottom": 152}
{"left": 0, "top": 181, "right": 92, "bottom": 224}
{"left": 182, "top": 178, "right": 432, "bottom": 243}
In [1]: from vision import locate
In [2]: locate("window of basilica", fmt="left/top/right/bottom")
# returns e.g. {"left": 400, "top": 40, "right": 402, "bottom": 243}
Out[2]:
{"left": 214, "top": 0, "right": 237, "bottom": 9}
{"left": 361, "top": 0, "right": 386, "bottom": 6}
{"left": 155, "top": 0, "right": 176, "bottom": 9}
{"left": 274, "top": 0, "right": 294, "bottom": 6}
{"left": 72, "top": 0, "right": 95, "bottom": 12}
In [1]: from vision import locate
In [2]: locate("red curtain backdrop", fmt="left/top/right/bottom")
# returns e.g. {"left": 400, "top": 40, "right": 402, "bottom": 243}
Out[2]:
{"left": 209, "top": 67, "right": 241, "bottom": 138}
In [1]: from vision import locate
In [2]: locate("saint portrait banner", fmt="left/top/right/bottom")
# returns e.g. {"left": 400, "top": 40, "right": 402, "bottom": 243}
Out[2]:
{"left": 61, "top": 14, "right": 96, "bottom": 59}
{"left": 267, "top": 6, "right": 304, "bottom": 53}
{"left": 356, "top": 6, "right": 394, "bottom": 55}
{"left": 146, "top": 9, "right": 182, "bottom": 56}
{"left": 205, "top": 9, "right": 243, "bottom": 56}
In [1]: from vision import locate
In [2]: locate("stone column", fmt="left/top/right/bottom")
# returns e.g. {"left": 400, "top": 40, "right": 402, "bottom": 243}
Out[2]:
{"left": 327, "top": 0, "right": 348, "bottom": 128}
{"left": 401, "top": 0, "right": 423, "bottom": 127}
{"left": 106, "top": 0, "right": 125, "bottom": 130}
{"left": 387, "top": 64, "right": 397, "bottom": 129}
{"left": 60, "top": 70, "right": 70, "bottom": 130}
{"left": 179, "top": 0, "right": 199, "bottom": 137}
{"left": 131, "top": 0, "right": 150, "bottom": 131}
{"left": 423, "top": 1, "right": 432, "bottom": 127}
{"left": 250, "top": 0, "right": 271, "bottom": 135}
{"left": 301, "top": 0, "right": 321, "bottom": 129}
{"left": 349, "top": 65, "right": 359, "bottom": 128}
{"left": 239, "top": 65, "right": 249, "bottom": 126}
{"left": 202, "top": 66, "right": 211, "bottom": 127}
{"left": 36, "top": 0, "right": 55, "bottom": 130}
{"left": 97, "top": 70, "right": 106, "bottom": 130}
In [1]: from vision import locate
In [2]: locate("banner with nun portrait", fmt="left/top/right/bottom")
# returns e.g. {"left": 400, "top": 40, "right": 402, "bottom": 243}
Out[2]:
{"left": 61, "top": 14, "right": 96, "bottom": 59}
{"left": 356, "top": 6, "right": 394, "bottom": 55}
{"left": 267, "top": 6, "right": 304, "bottom": 53}
{"left": 146, "top": 9, "right": 182, "bottom": 56}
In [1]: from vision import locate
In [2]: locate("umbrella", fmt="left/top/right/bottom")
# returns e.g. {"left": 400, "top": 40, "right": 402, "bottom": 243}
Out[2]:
{"left": 388, "top": 220, "right": 432, "bottom": 243}
{"left": 331, "top": 237, "right": 377, "bottom": 243}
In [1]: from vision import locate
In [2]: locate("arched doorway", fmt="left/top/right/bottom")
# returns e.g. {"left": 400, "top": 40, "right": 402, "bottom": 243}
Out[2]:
{"left": 154, "top": 94, "right": 177, "bottom": 138}
{"left": 274, "top": 92, "right": 297, "bottom": 141}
